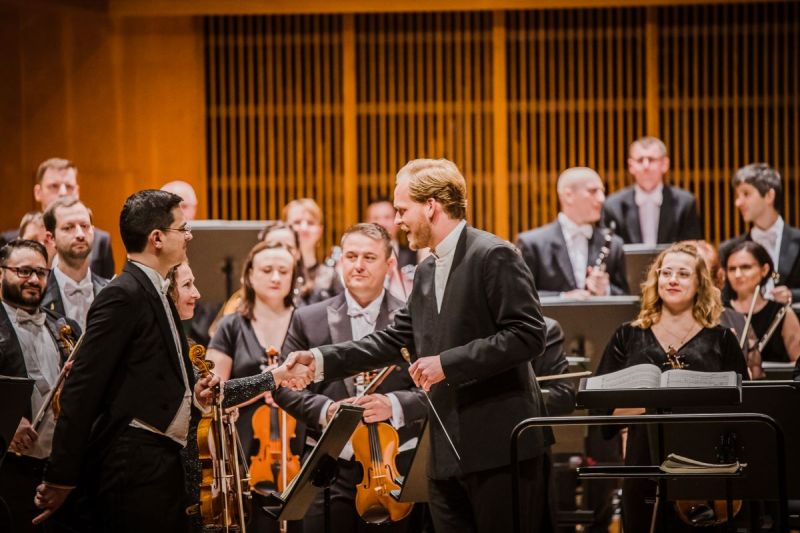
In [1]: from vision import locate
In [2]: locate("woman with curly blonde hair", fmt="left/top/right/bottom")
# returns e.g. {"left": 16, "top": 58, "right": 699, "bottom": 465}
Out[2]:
{"left": 595, "top": 242, "right": 748, "bottom": 532}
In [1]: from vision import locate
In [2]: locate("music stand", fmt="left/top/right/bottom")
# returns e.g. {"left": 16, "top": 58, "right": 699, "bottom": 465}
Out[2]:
{"left": 0, "top": 376, "right": 34, "bottom": 468}
{"left": 623, "top": 244, "right": 668, "bottom": 296}
{"left": 762, "top": 362, "right": 796, "bottom": 381}
{"left": 540, "top": 296, "right": 640, "bottom": 370}
{"left": 390, "top": 420, "right": 430, "bottom": 503}
{"left": 185, "top": 220, "right": 266, "bottom": 305}
{"left": 260, "top": 403, "right": 364, "bottom": 522}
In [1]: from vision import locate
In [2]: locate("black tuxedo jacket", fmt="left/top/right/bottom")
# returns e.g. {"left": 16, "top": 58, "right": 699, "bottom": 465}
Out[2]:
{"left": 41, "top": 269, "right": 109, "bottom": 317}
{"left": 316, "top": 225, "right": 552, "bottom": 478}
{"left": 0, "top": 305, "right": 79, "bottom": 420}
{"left": 89, "top": 229, "right": 115, "bottom": 280}
{"left": 273, "top": 292, "right": 426, "bottom": 447}
{"left": 516, "top": 221, "right": 629, "bottom": 296}
{"left": 602, "top": 184, "right": 702, "bottom": 244}
{"left": 45, "top": 261, "right": 194, "bottom": 486}
{"left": 719, "top": 224, "right": 800, "bottom": 302}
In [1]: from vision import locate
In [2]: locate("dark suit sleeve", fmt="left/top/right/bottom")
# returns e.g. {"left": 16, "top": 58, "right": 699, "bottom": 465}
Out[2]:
{"left": 534, "top": 319, "right": 575, "bottom": 416}
{"left": 678, "top": 196, "right": 703, "bottom": 241}
{"left": 720, "top": 327, "right": 749, "bottom": 378}
{"left": 272, "top": 312, "right": 333, "bottom": 431}
{"left": 440, "top": 244, "right": 546, "bottom": 386}
{"left": 609, "top": 239, "right": 629, "bottom": 295}
{"left": 45, "top": 285, "right": 137, "bottom": 485}
{"left": 387, "top": 387, "right": 427, "bottom": 425}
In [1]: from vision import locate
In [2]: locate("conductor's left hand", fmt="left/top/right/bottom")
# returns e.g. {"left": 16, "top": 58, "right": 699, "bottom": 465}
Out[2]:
{"left": 409, "top": 355, "right": 445, "bottom": 391}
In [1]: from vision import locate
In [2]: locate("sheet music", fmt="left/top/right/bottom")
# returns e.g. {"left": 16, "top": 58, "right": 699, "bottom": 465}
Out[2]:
{"left": 660, "top": 369, "right": 737, "bottom": 388}
{"left": 585, "top": 364, "right": 661, "bottom": 390}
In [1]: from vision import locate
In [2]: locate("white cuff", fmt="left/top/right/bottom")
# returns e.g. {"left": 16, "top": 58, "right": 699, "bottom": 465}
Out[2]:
{"left": 310, "top": 348, "right": 325, "bottom": 382}
{"left": 387, "top": 393, "right": 405, "bottom": 428}
{"left": 319, "top": 399, "right": 334, "bottom": 428}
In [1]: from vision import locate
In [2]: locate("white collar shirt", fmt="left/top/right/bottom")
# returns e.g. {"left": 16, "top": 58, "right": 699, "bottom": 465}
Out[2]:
{"left": 634, "top": 184, "right": 663, "bottom": 247}
{"left": 751, "top": 216, "right": 784, "bottom": 296}
{"left": 430, "top": 220, "right": 467, "bottom": 312}
{"left": 52, "top": 265, "right": 94, "bottom": 332}
{"left": 558, "top": 212, "right": 592, "bottom": 289}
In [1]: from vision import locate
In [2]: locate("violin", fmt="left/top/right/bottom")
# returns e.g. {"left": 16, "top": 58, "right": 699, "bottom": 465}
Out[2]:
{"left": 350, "top": 367, "right": 414, "bottom": 524}
{"left": 189, "top": 344, "right": 251, "bottom": 532}
{"left": 32, "top": 325, "right": 81, "bottom": 432}
{"left": 249, "top": 347, "right": 301, "bottom": 493}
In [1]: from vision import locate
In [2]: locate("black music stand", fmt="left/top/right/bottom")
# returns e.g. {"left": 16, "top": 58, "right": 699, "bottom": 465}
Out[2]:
{"left": 0, "top": 376, "right": 34, "bottom": 469}
{"left": 260, "top": 403, "right": 364, "bottom": 524}
{"left": 623, "top": 244, "right": 668, "bottom": 297}
{"left": 185, "top": 220, "right": 267, "bottom": 305}
{"left": 540, "top": 296, "right": 640, "bottom": 370}
{"left": 390, "top": 420, "right": 430, "bottom": 503}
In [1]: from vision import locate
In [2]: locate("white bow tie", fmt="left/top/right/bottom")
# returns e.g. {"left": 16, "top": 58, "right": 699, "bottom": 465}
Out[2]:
{"left": 751, "top": 227, "right": 778, "bottom": 250}
{"left": 16, "top": 308, "right": 46, "bottom": 327}
{"left": 570, "top": 224, "right": 593, "bottom": 240}
{"left": 635, "top": 188, "right": 663, "bottom": 207}
{"left": 347, "top": 307, "right": 376, "bottom": 325}
{"left": 65, "top": 279, "right": 93, "bottom": 298}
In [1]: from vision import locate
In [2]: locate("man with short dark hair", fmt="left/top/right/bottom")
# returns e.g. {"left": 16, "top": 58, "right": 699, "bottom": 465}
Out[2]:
{"left": 720, "top": 162, "right": 800, "bottom": 304}
{"left": 0, "top": 239, "right": 80, "bottom": 533}
{"left": 42, "top": 197, "right": 109, "bottom": 331}
{"left": 603, "top": 136, "right": 702, "bottom": 245}
{"left": 273, "top": 222, "right": 426, "bottom": 532}
{"left": 3, "top": 158, "right": 116, "bottom": 278}
{"left": 34, "top": 189, "right": 218, "bottom": 531}
{"left": 366, "top": 198, "right": 417, "bottom": 299}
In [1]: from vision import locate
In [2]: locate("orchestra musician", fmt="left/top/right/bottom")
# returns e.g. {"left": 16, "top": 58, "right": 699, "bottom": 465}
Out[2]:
{"left": 516, "top": 167, "right": 628, "bottom": 297}
{"left": 595, "top": 242, "right": 749, "bottom": 532}
{"left": 33, "top": 190, "right": 222, "bottom": 531}
{"left": 723, "top": 240, "right": 800, "bottom": 363}
{"left": 284, "top": 159, "right": 554, "bottom": 533}
{"left": 167, "top": 261, "right": 311, "bottom": 533}
{"left": 272, "top": 223, "right": 427, "bottom": 533}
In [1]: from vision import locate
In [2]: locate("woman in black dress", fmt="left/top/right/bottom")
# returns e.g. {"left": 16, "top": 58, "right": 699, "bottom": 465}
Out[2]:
{"left": 723, "top": 240, "right": 800, "bottom": 363}
{"left": 596, "top": 242, "right": 749, "bottom": 532}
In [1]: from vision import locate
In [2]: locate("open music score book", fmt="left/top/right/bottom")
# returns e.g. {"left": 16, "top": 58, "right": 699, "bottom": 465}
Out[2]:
{"left": 584, "top": 364, "right": 738, "bottom": 390}
{"left": 659, "top": 453, "right": 744, "bottom": 474}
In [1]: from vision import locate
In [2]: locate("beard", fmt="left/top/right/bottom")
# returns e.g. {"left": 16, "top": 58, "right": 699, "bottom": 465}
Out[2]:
{"left": 58, "top": 240, "right": 91, "bottom": 265}
{"left": 2, "top": 281, "right": 44, "bottom": 309}
{"left": 407, "top": 219, "right": 432, "bottom": 251}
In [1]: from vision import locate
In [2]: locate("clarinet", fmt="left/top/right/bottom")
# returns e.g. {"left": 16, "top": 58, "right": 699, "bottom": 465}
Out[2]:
{"left": 593, "top": 221, "right": 616, "bottom": 273}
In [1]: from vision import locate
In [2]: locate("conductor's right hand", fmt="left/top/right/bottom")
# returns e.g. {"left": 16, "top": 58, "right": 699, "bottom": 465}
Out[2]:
{"left": 279, "top": 350, "right": 317, "bottom": 390}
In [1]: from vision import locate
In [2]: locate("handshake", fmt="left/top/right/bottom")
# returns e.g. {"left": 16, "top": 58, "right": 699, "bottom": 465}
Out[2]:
{"left": 271, "top": 351, "right": 317, "bottom": 391}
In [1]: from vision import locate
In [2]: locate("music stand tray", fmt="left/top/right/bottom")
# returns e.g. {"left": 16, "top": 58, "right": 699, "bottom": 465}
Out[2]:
{"left": 260, "top": 404, "right": 364, "bottom": 522}
{"left": 390, "top": 420, "right": 430, "bottom": 503}
{"left": 0, "top": 376, "right": 34, "bottom": 467}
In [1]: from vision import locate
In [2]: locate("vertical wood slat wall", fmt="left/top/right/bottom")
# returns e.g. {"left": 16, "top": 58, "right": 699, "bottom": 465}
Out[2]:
{"left": 205, "top": 3, "right": 799, "bottom": 251}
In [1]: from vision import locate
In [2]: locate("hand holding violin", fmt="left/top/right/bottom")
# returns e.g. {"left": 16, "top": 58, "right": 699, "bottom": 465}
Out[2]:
{"left": 353, "top": 394, "right": 393, "bottom": 423}
{"left": 194, "top": 373, "right": 222, "bottom": 410}
{"left": 32, "top": 483, "right": 73, "bottom": 525}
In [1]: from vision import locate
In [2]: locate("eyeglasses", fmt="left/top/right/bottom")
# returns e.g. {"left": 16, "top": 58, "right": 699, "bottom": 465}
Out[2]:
{"left": 161, "top": 224, "right": 192, "bottom": 236}
{"left": 0, "top": 265, "right": 51, "bottom": 279}
{"left": 657, "top": 268, "right": 693, "bottom": 281}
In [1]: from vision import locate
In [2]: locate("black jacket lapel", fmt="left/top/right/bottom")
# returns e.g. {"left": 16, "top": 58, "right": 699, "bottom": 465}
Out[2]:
{"left": 657, "top": 185, "right": 676, "bottom": 244}
{"left": 552, "top": 222, "right": 578, "bottom": 289}
{"left": 622, "top": 189, "right": 643, "bottom": 243}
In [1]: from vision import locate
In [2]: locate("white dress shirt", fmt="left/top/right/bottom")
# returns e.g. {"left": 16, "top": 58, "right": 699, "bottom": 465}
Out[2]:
{"left": 129, "top": 262, "right": 192, "bottom": 447}
{"left": 52, "top": 266, "right": 95, "bottom": 332}
{"left": 558, "top": 212, "right": 592, "bottom": 289}
{"left": 751, "top": 216, "right": 784, "bottom": 295}
{"left": 3, "top": 302, "right": 61, "bottom": 459}
{"left": 635, "top": 184, "right": 663, "bottom": 247}
{"left": 431, "top": 220, "right": 467, "bottom": 312}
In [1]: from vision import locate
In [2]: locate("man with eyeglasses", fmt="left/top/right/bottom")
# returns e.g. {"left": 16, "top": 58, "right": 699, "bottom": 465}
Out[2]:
{"left": 34, "top": 190, "right": 217, "bottom": 532}
{"left": 2, "top": 158, "right": 116, "bottom": 279}
{"left": 603, "top": 136, "right": 702, "bottom": 246}
{"left": 0, "top": 239, "right": 82, "bottom": 533}
{"left": 41, "top": 197, "right": 110, "bottom": 332}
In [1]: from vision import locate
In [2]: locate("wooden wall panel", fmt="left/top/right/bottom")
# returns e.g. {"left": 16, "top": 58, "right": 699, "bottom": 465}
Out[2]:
{"left": 0, "top": 5, "right": 205, "bottom": 272}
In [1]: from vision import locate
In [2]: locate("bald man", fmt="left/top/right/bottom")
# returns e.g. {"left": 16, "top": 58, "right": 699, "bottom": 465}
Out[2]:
{"left": 160, "top": 181, "right": 198, "bottom": 221}
{"left": 517, "top": 167, "right": 628, "bottom": 297}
